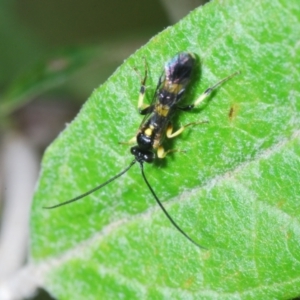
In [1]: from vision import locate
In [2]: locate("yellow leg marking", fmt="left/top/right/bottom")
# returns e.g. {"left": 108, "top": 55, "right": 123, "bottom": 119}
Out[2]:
{"left": 157, "top": 146, "right": 180, "bottom": 158}
{"left": 166, "top": 121, "right": 208, "bottom": 139}
{"left": 157, "top": 145, "right": 166, "bottom": 158}
{"left": 193, "top": 93, "right": 208, "bottom": 107}
{"left": 157, "top": 146, "right": 185, "bottom": 159}
{"left": 193, "top": 71, "right": 240, "bottom": 107}
{"left": 137, "top": 58, "right": 148, "bottom": 110}
{"left": 138, "top": 92, "right": 147, "bottom": 110}
{"left": 119, "top": 136, "right": 136, "bottom": 145}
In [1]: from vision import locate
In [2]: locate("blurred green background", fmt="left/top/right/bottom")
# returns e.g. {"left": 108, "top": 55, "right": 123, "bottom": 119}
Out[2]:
{"left": 1, "top": 0, "right": 205, "bottom": 100}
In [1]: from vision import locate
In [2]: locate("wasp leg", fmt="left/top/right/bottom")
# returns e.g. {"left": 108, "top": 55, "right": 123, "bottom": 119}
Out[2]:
{"left": 157, "top": 122, "right": 207, "bottom": 158}
{"left": 119, "top": 136, "right": 136, "bottom": 145}
{"left": 166, "top": 121, "right": 208, "bottom": 139}
{"left": 177, "top": 71, "right": 240, "bottom": 111}
{"left": 139, "top": 104, "right": 155, "bottom": 115}
{"left": 137, "top": 58, "right": 151, "bottom": 113}
{"left": 137, "top": 64, "right": 155, "bottom": 115}
{"left": 157, "top": 145, "right": 183, "bottom": 159}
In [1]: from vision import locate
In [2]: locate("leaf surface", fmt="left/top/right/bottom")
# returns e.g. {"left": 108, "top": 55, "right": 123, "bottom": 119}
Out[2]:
{"left": 31, "top": 0, "right": 300, "bottom": 299}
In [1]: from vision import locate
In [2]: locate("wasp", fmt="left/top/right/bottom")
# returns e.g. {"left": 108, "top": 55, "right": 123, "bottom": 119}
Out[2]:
{"left": 45, "top": 52, "right": 238, "bottom": 248}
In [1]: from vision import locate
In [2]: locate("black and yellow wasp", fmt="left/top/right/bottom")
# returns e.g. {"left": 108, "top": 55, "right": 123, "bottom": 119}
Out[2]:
{"left": 45, "top": 52, "right": 238, "bottom": 248}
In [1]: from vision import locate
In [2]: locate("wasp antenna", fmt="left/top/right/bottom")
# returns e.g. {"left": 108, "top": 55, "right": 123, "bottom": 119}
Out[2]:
{"left": 139, "top": 162, "right": 206, "bottom": 249}
{"left": 44, "top": 160, "right": 136, "bottom": 209}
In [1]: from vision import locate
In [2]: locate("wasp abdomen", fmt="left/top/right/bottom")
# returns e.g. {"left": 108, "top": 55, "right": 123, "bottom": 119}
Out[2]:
{"left": 165, "top": 52, "right": 196, "bottom": 85}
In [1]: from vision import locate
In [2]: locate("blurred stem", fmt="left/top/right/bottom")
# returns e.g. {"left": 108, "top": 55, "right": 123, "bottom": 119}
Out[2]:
{"left": 0, "top": 131, "right": 39, "bottom": 281}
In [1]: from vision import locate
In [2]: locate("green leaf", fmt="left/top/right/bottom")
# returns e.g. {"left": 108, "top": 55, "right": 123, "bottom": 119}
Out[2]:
{"left": 30, "top": 0, "right": 300, "bottom": 299}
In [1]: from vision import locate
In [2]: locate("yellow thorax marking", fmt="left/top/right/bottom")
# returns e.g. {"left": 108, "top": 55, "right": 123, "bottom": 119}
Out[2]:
{"left": 163, "top": 82, "right": 184, "bottom": 94}
{"left": 156, "top": 104, "right": 170, "bottom": 117}
{"left": 144, "top": 125, "right": 154, "bottom": 137}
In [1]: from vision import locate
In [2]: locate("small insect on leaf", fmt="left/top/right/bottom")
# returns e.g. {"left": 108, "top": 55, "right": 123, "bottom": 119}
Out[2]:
{"left": 44, "top": 52, "right": 239, "bottom": 249}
